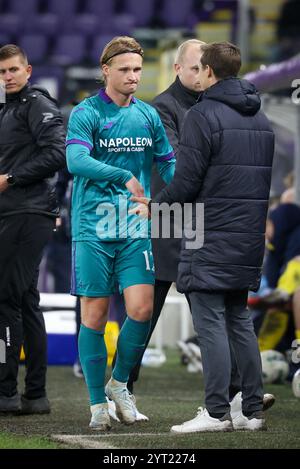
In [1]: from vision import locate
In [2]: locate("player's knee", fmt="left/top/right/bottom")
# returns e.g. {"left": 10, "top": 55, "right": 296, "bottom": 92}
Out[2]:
{"left": 128, "top": 302, "right": 153, "bottom": 321}
{"left": 81, "top": 310, "right": 107, "bottom": 331}
{"left": 82, "top": 318, "right": 106, "bottom": 331}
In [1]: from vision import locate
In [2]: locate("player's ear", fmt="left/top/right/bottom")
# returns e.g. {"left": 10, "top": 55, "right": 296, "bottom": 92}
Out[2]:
{"left": 102, "top": 64, "right": 109, "bottom": 74}
{"left": 102, "top": 64, "right": 110, "bottom": 81}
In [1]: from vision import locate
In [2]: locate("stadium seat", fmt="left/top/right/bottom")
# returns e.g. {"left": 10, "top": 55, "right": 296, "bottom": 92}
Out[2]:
{"left": 160, "top": 0, "right": 193, "bottom": 27}
{"left": 25, "top": 14, "right": 60, "bottom": 36}
{"left": 51, "top": 34, "right": 86, "bottom": 65}
{"left": 124, "top": 0, "right": 155, "bottom": 27}
{"left": 0, "top": 14, "right": 23, "bottom": 34}
{"left": 0, "top": 34, "right": 10, "bottom": 47}
{"left": 85, "top": 0, "right": 114, "bottom": 18}
{"left": 90, "top": 34, "right": 115, "bottom": 64}
{"left": 47, "top": 0, "right": 78, "bottom": 17}
{"left": 19, "top": 34, "right": 48, "bottom": 64}
{"left": 30, "top": 64, "right": 64, "bottom": 99}
{"left": 64, "top": 13, "right": 99, "bottom": 36}
{"left": 8, "top": 0, "right": 40, "bottom": 15}
{"left": 112, "top": 14, "right": 135, "bottom": 35}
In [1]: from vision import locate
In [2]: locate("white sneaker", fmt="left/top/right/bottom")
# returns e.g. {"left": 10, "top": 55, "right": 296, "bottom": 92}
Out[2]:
{"left": 105, "top": 378, "right": 137, "bottom": 425}
{"left": 89, "top": 403, "right": 111, "bottom": 431}
{"left": 171, "top": 407, "right": 233, "bottom": 434}
{"left": 292, "top": 369, "right": 300, "bottom": 398}
{"left": 107, "top": 395, "right": 149, "bottom": 422}
{"left": 232, "top": 411, "right": 266, "bottom": 431}
{"left": 230, "top": 392, "right": 275, "bottom": 419}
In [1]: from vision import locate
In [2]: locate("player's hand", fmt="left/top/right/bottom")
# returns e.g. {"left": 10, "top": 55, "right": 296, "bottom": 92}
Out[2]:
{"left": 0, "top": 174, "right": 9, "bottom": 193}
{"left": 125, "top": 177, "right": 144, "bottom": 197}
{"left": 128, "top": 203, "right": 150, "bottom": 219}
{"left": 130, "top": 196, "right": 150, "bottom": 206}
{"left": 129, "top": 196, "right": 151, "bottom": 219}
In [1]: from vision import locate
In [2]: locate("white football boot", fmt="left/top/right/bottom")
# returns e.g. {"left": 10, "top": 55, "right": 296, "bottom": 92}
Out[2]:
{"left": 105, "top": 378, "right": 137, "bottom": 425}
{"left": 107, "top": 394, "right": 149, "bottom": 422}
{"left": 89, "top": 403, "right": 111, "bottom": 431}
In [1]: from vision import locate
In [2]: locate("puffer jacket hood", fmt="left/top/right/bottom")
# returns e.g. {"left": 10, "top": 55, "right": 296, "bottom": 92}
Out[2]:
{"left": 154, "top": 77, "right": 274, "bottom": 293}
{"left": 30, "top": 85, "right": 57, "bottom": 102}
{"left": 199, "top": 77, "right": 261, "bottom": 116}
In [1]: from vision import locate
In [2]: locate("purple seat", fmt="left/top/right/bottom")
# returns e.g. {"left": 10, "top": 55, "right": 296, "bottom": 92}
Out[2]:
{"left": 8, "top": 0, "right": 40, "bottom": 15}
{"left": 0, "top": 34, "right": 11, "bottom": 46}
{"left": 160, "top": 0, "right": 193, "bottom": 27}
{"left": 112, "top": 14, "right": 135, "bottom": 35}
{"left": 31, "top": 65, "right": 64, "bottom": 100}
{"left": 51, "top": 34, "right": 86, "bottom": 65}
{"left": 19, "top": 34, "right": 48, "bottom": 64}
{"left": 124, "top": 0, "right": 155, "bottom": 27}
{"left": 47, "top": 0, "right": 78, "bottom": 17}
{"left": 25, "top": 14, "right": 60, "bottom": 35}
{"left": 64, "top": 13, "right": 99, "bottom": 36}
{"left": 0, "top": 0, "right": 7, "bottom": 13}
{"left": 85, "top": 0, "right": 114, "bottom": 19}
{"left": 90, "top": 34, "right": 114, "bottom": 64}
{"left": 0, "top": 14, "right": 23, "bottom": 34}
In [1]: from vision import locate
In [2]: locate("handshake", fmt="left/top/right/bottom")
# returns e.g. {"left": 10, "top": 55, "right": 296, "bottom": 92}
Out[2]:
{"left": 125, "top": 175, "right": 151, "bottom": 218}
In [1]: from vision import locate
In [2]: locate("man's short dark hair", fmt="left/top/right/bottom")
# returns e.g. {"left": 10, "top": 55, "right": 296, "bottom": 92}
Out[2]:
{"left": 200, "top": 42, "right": 241, "bottom": 79}
{"left": 0, "top": 44, "right": 28, "bottom": 64}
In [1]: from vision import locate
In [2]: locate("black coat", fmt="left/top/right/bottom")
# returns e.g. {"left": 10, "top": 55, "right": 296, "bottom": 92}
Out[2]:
{"left": 0, "top": 84, "right": 66, "bottom": 218}
{"left": 154, "top": 77, "right": 275, "bottom": 292}
{"left": 151, "top": 77, "right": 199, "bottom": 281}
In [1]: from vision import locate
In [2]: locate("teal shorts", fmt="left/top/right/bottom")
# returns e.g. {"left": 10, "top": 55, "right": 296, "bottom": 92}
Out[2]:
{"left": 71, "top": 238, "right": 155, "bottom": 297}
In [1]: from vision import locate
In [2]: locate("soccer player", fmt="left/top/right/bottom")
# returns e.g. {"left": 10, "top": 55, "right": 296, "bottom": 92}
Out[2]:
{"left": 66, "top": 36, "right": 175, "bottom": 431}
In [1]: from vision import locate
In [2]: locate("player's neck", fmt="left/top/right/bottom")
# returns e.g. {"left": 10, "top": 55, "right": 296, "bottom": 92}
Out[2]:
{"left": 105, "top": 87, "right": 132, "bottom": 107}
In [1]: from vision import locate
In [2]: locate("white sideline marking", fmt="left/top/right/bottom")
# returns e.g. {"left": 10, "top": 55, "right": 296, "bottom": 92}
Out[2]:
{"left": 52, "top": 434, "right": 117, "bottom": 449}
{"left": 52, "top": 433, "right": 170, "bottom": 449}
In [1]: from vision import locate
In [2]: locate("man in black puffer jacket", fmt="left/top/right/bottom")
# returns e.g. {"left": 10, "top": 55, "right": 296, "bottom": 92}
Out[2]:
{"left": 132, "top": 42, "right": 274, "bottom": 432}
{"left": 0, "top": 45, "right": 66, "bottom": 414}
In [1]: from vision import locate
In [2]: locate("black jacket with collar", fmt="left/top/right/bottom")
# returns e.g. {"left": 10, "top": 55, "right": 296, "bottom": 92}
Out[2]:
{"left": 154, "top": 77, "right": 275, "bottom": 292}
{"left": 0, "top": 84, "right": 66, "bottom": 217}
{"left": 151, "top": 77, "right": 199, "bottom": 281}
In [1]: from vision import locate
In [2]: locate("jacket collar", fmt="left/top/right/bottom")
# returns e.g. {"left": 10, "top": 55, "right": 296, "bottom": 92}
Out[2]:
{"left": 173, "top": 76, "right": 199, "bottom": 104}
{"left": 6, "top": 83, "right": 30, "bottom": 102}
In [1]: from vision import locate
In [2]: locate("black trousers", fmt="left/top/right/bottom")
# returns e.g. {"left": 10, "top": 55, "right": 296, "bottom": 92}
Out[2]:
{"left": 0, "top": 214, "right": 54, "bottom": 398}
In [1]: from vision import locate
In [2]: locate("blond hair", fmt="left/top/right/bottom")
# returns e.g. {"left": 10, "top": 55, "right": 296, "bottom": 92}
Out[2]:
{"left": 100, "top": 36, "right": 144, "bottom": 66}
